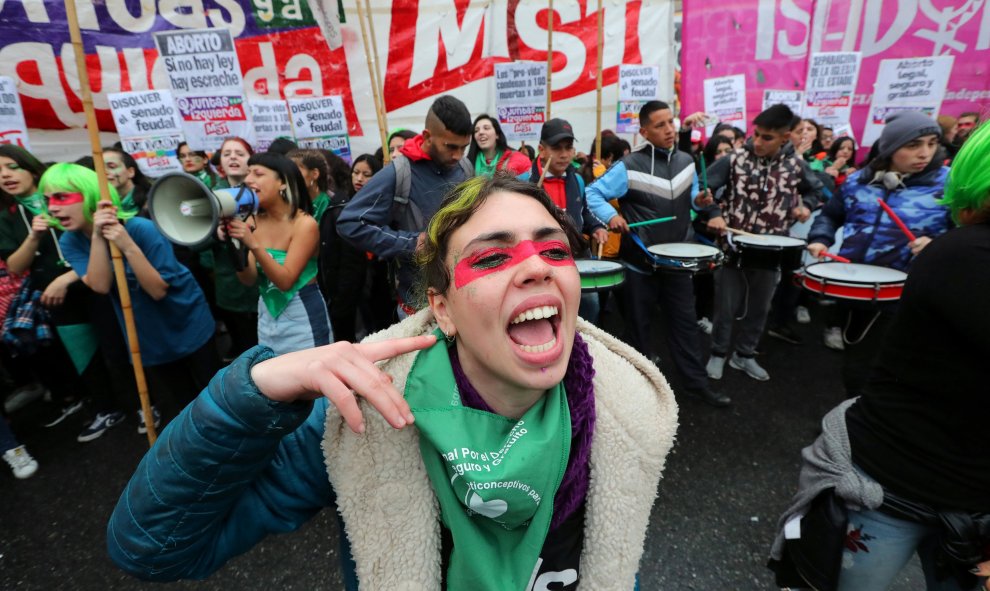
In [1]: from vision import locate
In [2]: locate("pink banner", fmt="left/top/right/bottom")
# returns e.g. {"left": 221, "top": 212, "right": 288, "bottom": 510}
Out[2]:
{"left": 682, "top": 0, "right": 990, "bottom": 144}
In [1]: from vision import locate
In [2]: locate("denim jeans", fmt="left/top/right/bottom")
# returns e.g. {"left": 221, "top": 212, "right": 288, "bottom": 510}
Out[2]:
{"left": 257, "top": 284, "right": 333, "bottom": 356}
{"left": 837, "top": 508, "right": 981, "bottom": 591}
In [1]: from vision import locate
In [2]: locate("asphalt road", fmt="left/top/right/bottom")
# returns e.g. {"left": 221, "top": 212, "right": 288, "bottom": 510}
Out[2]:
{"left": 0, "top": 299, "right": 924, "bottom": 590}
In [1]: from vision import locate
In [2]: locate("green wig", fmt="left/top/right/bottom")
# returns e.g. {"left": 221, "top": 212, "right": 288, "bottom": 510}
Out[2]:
{"left": 38, "top": 163, "right": 133, "bottom": 223}
{"left": 941, "top": 121, "right": 990, "bottom": 223}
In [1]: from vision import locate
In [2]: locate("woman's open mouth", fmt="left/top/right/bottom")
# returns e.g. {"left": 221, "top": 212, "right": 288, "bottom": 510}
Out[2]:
{"left": 506, "top": 300, "right": 564, "bottom": 365}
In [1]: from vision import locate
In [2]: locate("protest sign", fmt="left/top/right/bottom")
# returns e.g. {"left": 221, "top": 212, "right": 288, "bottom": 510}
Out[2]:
{"left": 804, "top": 52, "right": 862, "bottom": 127}
{"left": 288, "top": 96, "right": 350, "bottom": 162}
{"left": 494, "top": 62, "right": 547, "bottom": 142}
{"left": 861, "top": 56, "right": 953, "bottom": 146}
{"left": 762, "top": 89, "right": 804, "bottom": 116}
{"left": 108, "top": 90, "right": 184, "bottom": 176}
{"left": 617, "top": 65, "right": 659, "bottom": 133}
{"left": 154, "top": 28, "right": 252, "bottom": 151}
{"left": 0, "top": 76, "right": 30, "bottom": 149}
{"left": 703, "top": 74, "right": 746, "bottom": 135}
{"left": 250, "top": 100, "right": 293, "bottom": 152}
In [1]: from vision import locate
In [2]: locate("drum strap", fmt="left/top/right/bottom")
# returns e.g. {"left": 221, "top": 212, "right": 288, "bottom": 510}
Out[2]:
{"left": 628, "top": 232, "right": 659, "bottom": 263}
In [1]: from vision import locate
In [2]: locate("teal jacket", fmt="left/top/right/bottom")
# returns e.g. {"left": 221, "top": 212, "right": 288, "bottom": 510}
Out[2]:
{"left": 105, "top": 347, "right": 353, "bottom": 586}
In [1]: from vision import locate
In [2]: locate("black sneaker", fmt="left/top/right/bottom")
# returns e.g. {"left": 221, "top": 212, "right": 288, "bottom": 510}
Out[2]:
{"left": 77, "top": 411, "right": 126, "bottom": 442}
{"left": 767, "top": 323, "right": 803, "bottom": 345}
{"left": 684, "top": 386, "right": 731, "bottom": 408}
{"left": 42, "top": 399, "right": 84, "bottom": 428}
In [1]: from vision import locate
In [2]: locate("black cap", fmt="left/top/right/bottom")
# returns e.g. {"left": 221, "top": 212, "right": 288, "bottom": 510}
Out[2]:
{"left": 541, "top": 118, "right": 575, "bottom": 145}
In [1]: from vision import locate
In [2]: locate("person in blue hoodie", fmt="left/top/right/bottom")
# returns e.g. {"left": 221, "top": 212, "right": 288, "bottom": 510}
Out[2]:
{"left": 807, "top": 111, "right": 952, "bottom": 398}
{"left": 336, "top": 96, "right": 474, "bottom": 317}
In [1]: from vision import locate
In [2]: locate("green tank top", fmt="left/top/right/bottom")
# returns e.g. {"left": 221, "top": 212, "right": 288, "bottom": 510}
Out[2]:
{"left": 257, "top": 248, "right": 319, "bottom": 318}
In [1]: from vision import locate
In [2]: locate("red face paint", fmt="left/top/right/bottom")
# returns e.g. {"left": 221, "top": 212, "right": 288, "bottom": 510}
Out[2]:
{"left": 46, "top": 192, "right": 85, "bottom": 206}
{"left": 454, "top": 239, "right": 575, "bottom": 289}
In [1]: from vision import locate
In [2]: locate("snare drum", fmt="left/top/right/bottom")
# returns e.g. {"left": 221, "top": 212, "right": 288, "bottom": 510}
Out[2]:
{"left": 733, "top": 235, "right": 806, "bottom": 271}
{"left": 800, "top": 262, "right": 906, "bottom": 302}
{"left": 646, "top": 243, "right": 724, "bottom": 273}
{"left": 575, "top": 259, "right": 626, "bottom": 293}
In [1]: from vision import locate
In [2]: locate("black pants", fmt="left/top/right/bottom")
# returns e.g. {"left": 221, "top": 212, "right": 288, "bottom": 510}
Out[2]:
{"left": 145, "top": 337, "right": 220, "bottom": 424}
{"left": 622, "top": 269, "right": 709, "bottom": 390}
{"left": 216, "top": 307, "right": 258, "bottom": 359}
{"left": 839, "top": 302, "right": 898, "bottom": 398}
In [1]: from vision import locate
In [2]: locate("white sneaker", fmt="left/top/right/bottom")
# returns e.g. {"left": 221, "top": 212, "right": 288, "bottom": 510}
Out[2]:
{"left": 697, "top": 317, "right": 713, "bottom": 335}
{"left": 795, "top": 306, "right": 811, "bottom": 324}
{"left": 137, "top": 407, "right": 161, "bottom": 435}
{"left": 823, "top": 327, "right": 845, "bottom": 351}
{"left": 729, "top": 352, "right": 770, "bottom": 381}
{"left": 706, "top": 355, "right": 725, "bottom": 380}
{"left": 3, "top": 445, "right": 39, "bottom": 479}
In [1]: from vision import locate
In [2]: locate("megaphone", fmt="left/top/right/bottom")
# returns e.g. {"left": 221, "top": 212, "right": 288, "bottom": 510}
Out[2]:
{"left": 147, "top": 172, "right": 259, "bottom": 248}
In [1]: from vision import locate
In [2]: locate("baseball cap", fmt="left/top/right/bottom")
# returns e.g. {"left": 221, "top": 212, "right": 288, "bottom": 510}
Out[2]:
{"left": 541, "top": 118, "right": 575, "bottom": 145}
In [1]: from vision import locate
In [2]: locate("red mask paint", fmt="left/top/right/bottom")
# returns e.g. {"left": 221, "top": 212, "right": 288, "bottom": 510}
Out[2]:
{"left": 46, "top": 192, "right": 85, "bottom": 206}
{"left": 454, "top": 239, "right": 575, "bottom": 289}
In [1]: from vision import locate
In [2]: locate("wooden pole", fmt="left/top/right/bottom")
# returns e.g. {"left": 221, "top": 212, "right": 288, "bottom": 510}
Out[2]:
{"left": 545, "top": 0, "right": 554, "bottom": 120}
{"left": 362, "top": 0, "right": 391, "bottom": 163}
{"left": 355, "top": 0, "right": 390, "bottom": 163}
{"left": 63, "top": 0, "right": 157, "bottom": 446}
{"left": 594, "top": 0, "right": 604, "bottom": 162}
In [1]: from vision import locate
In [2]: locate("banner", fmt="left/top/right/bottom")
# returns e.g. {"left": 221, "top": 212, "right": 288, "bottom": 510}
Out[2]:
{"left": 494, "top": 62, "right": 548, "bottom": 143}
{"left": 617, "top": 64, "right": 660, "bottom": 133}
{"left": 862, "top": 56, "right": 954, "bottom": 146}
{"left": 108, "top": 90, "right": 184, "bottom": 176}
{"left": 0, "top": 0, "right": 675, "bottom": 160}
{"left": 703, "top": 74, "right": 747, "bottom": 134}
{"left": 682, "top": 0, "right": 990, "bottom": 145}
{"left": 250, "top": 100, "right": 294, "bottom": 152}
{"left": 0, "top": 77, "right": 30, "bottom": 149}
{"left": 288, "top": 95, "right": 351, "bottom": 162}
{"left": 803, "top": 52, "right": 861, "bottom": 126}
{"left": 762, "top": 89, "right": 804, "bottom": 116}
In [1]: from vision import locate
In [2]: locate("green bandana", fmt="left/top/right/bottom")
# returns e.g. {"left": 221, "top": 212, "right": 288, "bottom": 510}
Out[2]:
{"left": 14, "top": 193, "right": 46, "bottom": 217}
{"left": 194, "top": 168, "right": 214, "bottom": 188}
{"left": 119, "top": 189, "right": 138, "bottom": 215}
{"left": 257, "top": 248, "right": 318, "bottom": 318}
{"left": 405, "top": 329, "right": 571, "bottom": 590}
{"left": 311, "top": 192, "right": 330, "bottom": 223}
{"left": 474, "top": 150, "right": 503, "bottom": 178}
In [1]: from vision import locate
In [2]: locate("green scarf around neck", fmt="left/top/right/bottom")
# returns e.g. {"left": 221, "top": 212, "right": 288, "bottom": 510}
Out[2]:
{"left": 405, "top": 329, "right": 571, "bottom": 590}
{"left": 14, "top": 192, "right": 46, "bottom": 216}
{"left": 474, "top": 150, "right": 503, "bottom": 178}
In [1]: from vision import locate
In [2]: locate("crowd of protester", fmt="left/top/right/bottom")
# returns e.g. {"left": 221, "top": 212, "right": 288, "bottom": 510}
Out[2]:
{"left": 1, "top": 94, "right": 987, "bottom": 590}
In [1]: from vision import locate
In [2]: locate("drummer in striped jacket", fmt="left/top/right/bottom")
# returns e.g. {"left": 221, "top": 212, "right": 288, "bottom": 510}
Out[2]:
{"left": 586, "top": 101, "right": 731, "bottom": 408}
{"left": 702, "top": 104, "right": 811, "bottom": 383}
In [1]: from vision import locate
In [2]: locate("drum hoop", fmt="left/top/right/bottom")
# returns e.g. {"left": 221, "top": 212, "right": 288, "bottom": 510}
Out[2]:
{"left": 576, "top": 260, "right": 624, "bottom": 277}
{"left": 803, "top": 263, "right": 907, "bottom": 285}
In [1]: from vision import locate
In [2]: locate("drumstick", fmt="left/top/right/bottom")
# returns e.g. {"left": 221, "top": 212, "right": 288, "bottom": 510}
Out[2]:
{"left": 626, "top": 216, "right": 677, "bottom": 229}
{"left": 699, "top": 156, "right": 708, "bottom": 192}
{"left": 820, "top": 251, "right": 851, "bottom": 263}
{"left": 724, "top": 227, "right": 768, "bottom": 240}
{"left": 537, "top": 154, "right": 552, "bottom": 188}
{"left": 597, "top": 241, "right": 604, "bottom": 259}
{"left": 877, "top": 200, "right": 917, "bottom": 242}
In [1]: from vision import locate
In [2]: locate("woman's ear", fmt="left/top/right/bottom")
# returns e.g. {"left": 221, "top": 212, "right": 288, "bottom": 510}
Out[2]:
{"left": 428, "top": 289, "right": 453, "bottom": 334}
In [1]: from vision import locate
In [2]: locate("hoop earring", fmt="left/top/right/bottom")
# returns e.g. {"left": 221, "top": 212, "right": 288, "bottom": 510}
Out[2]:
{"left": 444, "top": 329, "right": 456, "bottom": 343}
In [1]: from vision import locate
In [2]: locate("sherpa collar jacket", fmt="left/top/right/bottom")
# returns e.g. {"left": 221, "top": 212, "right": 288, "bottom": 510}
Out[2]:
{"left": 107, "top": 311, "right": 677, "bottom": 590}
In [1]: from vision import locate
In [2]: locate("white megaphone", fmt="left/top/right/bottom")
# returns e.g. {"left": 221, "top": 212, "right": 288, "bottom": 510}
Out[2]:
{"left": 148, "top": 172, "right": 259, "bottom": 248}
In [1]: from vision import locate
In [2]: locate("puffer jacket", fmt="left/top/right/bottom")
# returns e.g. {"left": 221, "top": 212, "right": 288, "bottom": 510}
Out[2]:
{"left": 807, "top": 161, "right": 951, "bottom": 272}
{"left": 107, "top": 310, "right": 679, "bottom": 590}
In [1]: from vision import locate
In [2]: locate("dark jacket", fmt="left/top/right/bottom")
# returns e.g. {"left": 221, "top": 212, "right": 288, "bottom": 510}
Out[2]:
{"left": 526, "top": 159, "right": 604, "bottom": 239}
{"left": 336, "top": 136, "right": 470, "bottom": 308}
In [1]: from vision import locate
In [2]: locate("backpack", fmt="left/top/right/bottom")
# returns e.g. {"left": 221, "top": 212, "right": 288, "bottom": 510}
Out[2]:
{"left": 389, "top": 154, "right": 474, "bottom": 231}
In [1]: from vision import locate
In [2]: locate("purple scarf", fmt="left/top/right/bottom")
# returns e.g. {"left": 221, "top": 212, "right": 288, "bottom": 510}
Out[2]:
{"left": 450, "top": 333, "right": 596, "bottom": 531}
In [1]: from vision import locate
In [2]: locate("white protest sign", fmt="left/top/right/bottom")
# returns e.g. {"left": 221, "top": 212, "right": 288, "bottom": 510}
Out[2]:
{"left": 154, "top": 28, "right": 252, "bottom": 151}
{"left": 617, "top": 64, "right": 659, "bottom": 133}
{"left": 494, "top": 62, "right": 548, "bottom": 142}
{"left": 288, "top": 96, "right": 351, "bottom": 162}
{"left": 861, "top": 56, "right": 953, "bottom": 146}
{"left": 0, "top": 76, "right": 30, "bottom": 150}
{"left": 763, "top": 89, "right": 804, "bottom": 116}
{"left": 804, "top": 52, "right": 862, "bottom": 126}
{"left": 108, "top": 90, "right": 184, "bottom": 176}
{"left": 703, "top": 74, "right": 746, "bottom": 135}
{"left": 250, "top": 100, "right": 294, "bottom": 152}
